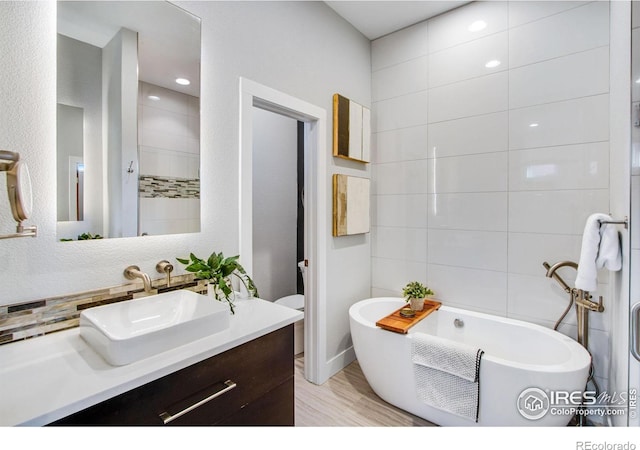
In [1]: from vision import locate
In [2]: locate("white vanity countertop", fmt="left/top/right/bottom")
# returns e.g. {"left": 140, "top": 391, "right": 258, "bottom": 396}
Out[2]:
{"left": 0, "top": 298, "right": 303, "bottom": 426}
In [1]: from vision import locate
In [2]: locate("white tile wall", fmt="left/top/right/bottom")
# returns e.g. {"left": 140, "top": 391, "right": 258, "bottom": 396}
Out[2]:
{"left": 428, "top": 229, "right": 508, "bottom": 272}
{"left": 373, "top": 194, "right": 428, "bottom": 228}
{"left": 508, "top": 142, "right": 610, "bottom": 191}
{"left": 427, "top": 152, "right": 508, "bottom": 193}
{"left": 372, "top": 57, "right": 428, "bottom": 101}
{"left": 372, "top": 160, "right": 429, "bottom": 195}
{"left": 428, "top": 192, "right": 508, "bottom": 231}
{"left": 427, "top": 1, "right": 508, "bottom": 53}
{"left": 428, "top": 71, "right": 508, "bottom": 123}
{"left": 509, "top": 46, "right": 609, "bottom": 109}
{"left": 508, "top": 95, "right": 609, "bottom": 150}
{"left": 374, "top": 125, "right": 428, "bottom": 163}
{"left": 427, "top": 112, "right": 508, "bottom": 158}
{"left": 427, "top": 264, "right": 508, "bottom": 315}
{"left": 508, "top": 190, "right": 609, "bottom": 234}
{"left": 373, "top": 91, "right": 428, "bottom": 132}
{"left": 372, "top": 227, "right": 427, "bottom": 262}
{"left": 508, "top": 1, "right": 609, "bottom": 69}
{"left": 508, "top": 1, "right": 589, "bottom": 28}
{"left": 371, "top": 21, "right": 429, "bottom": 71}
{"left": 428, "top": 32, "right": 508, "bottom": 88}
{"left": 371, "top": 0, "right": 612, "bottom": 388}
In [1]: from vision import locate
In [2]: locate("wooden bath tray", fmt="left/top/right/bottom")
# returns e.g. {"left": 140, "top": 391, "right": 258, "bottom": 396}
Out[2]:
{"left": 375, "top": 299, "right": 442, "bottom": 334}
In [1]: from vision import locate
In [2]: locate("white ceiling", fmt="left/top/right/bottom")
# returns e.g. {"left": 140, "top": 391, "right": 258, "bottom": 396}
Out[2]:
{"left": 325, "top": 1, "right": 470, "bottom": 40}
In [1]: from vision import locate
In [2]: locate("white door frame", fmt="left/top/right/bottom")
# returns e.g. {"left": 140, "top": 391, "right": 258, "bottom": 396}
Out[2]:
{"left": 239, "top": 78, "right": 327, "bottom": 384}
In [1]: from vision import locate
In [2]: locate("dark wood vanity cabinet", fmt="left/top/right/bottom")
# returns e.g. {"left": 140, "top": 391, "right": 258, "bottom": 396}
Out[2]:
{"left": 51, "top": 325, "right": 294, "bottom": 426}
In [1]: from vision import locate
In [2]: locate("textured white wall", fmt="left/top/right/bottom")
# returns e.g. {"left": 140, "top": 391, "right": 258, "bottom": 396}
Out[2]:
{"left": 0, "top": 1, "right": 370, "bottom": 372}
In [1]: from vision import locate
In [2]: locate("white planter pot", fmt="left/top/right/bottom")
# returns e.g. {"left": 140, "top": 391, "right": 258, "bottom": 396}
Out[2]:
{"left": 409, "top": 297, "right": 424, "bottom": 311}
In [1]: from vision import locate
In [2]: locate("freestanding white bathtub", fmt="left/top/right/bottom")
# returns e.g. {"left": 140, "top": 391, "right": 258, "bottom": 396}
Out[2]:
{"left": 349, "top": 298, "right": 592, "bottom": 426}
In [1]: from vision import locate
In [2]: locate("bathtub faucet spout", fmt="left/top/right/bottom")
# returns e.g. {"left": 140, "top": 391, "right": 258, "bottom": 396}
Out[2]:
{"left": 543, "top": 260, "right": 577, "bottom": 293}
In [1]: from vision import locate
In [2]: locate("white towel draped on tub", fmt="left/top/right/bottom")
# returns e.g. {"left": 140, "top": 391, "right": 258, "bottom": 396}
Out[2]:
{"left": 411, "top": 333, "right": 484, "bottom": 422}
{"left": 575, "top": 213, "right": 622, "bottom": 292}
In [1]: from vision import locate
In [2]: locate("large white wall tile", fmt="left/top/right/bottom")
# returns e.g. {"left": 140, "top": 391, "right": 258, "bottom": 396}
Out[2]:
{"left": 373, "top": 91, "right": 428, "bottom": 132}
{"left": 509, "top": 46, "right": 609, "bottom": 109}
{"left": 428, "top": 1, "right": 508, "bottom": 53}
{"left": 140, "top": 105, "right": 191, "bottom": 138}
{"left": 140, "top": 146, "right": 199, "bottom": 179}
{"left": 373, "top": 125, "right": 428, "bottom": 163}
{"left": 372, "top": 227, "right": 427, "bottom": 262}
{"left": 428, "top": 192, "right": 507, "bottom": 231}
{"left": 508, "top": 1, "right": 589, "bottom": 28}
{"left": 509, "top": 1, "right": 609, "bottom": 68}
{"left": 508, "top": 273, "right": 610, "bottom": 332}
{"left": 428, "top": 32, "right": 508, "bottom": 88}
{"left": 509, "top": 142, "right": 610, "bottom": 191}
{"left": 372, "top": 56, "right": 428, "bottom": 102}
{"left": 428, "top": 264, "right": 508, "bottom": 315}
{"left": 427, "top": 111, "right": 508, "bottom": 158}
{"left": 372, "top": 160, "right": 428, "bottom": 195}
{"left": 508, "top": 189, "right": 610, "bottom": 234}
{"left": 509, "top": 94, "right": 609, "bottom": 150}
{"left": 509, "top": 232, "right": 581, "bottom": 277}
{"left": 140, "top": 82, "right": 190, "bottom": 115}
{"left": 372, "top": 21, "right": 429, "bottom": 71}
{"left": 140, "top": 128, "right": 199, "bottom": 154}
{"left": 372, "top": 257, "right": 427, "bottom": 291}
{"left": 428, "top": 152, "right": 508, "bottom": 193}
{"left": 428, "top": 72, "right": 508, "bottom": 123}
{"left": 427, "top": 229, "right": 507, "bottom": 272}
{"left": 373, "top": 194, "right": 427, "bottom": 228}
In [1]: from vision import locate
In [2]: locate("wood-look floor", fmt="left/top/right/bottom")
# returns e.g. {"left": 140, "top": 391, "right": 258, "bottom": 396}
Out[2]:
{"left": 294, "top": 355, "right": 435, "bottom": 427}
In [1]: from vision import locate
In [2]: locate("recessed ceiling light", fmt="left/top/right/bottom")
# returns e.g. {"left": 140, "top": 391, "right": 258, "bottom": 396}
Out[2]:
{"left": 529, "top": 123, "right": 539, "bottom": 128}
{"left": 485, "top": 60, "right": 501, "bottom": 68}
{"left": 175, "top": 78, "right": 190, "bottom": 86}
{"left": 468, "top": 20, "right": 487, "bottom": 32}
{"left": 635, "top": 78, "right": 640, "bottom": 84}
{"left": 148, "top": 95, "right": 160, "bottom": 101}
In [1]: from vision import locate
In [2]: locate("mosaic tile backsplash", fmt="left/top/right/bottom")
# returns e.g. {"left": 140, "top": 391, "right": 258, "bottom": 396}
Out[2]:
{"left": 0, "top": 274, "right": 208, "bottom": 345}
{"left": 139, "top": 175, "right": 200, "bottom": 198}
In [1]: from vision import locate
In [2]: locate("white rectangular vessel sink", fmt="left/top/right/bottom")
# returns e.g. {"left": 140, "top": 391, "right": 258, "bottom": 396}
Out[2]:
{"left": 80, "top": 290, "right": 230, "bottom": 366}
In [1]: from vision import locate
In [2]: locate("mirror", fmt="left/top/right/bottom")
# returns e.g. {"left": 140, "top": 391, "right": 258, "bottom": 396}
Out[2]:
{"left": 56, "top": 1, "right": 201, "bottom": 240}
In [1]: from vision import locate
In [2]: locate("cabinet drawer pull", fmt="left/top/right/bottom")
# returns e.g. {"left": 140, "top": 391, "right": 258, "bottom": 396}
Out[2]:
{"left": 159, "top": 379, "right": 237, "bottom": 424}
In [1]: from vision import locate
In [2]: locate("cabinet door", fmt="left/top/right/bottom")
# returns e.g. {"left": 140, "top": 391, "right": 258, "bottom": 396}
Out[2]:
{"left": 51, "top": 325, "right": 294, "bottom": 426}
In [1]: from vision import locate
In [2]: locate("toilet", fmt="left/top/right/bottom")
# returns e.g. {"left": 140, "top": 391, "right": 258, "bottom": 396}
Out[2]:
{"left": 274, "top": 261, "right": 305, "bottom": 355}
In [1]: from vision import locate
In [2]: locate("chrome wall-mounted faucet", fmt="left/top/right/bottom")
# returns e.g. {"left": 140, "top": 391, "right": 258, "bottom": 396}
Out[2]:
{"left": 156, "top": 260, "right": 174, "bottom": 287}
{"left": 124, "top": 265, "right": 152, "bottom": 292}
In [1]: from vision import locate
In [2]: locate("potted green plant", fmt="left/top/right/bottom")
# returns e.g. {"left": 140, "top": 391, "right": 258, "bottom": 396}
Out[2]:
{"left": 402, "top": 281, "right": 434, "bottom": 312}
{"left": 176, "top": 252, "right": 259, "bottom": 314}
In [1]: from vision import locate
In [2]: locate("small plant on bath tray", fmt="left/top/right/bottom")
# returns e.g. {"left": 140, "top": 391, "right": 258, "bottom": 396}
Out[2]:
{"left": 402, "top": 281, "right": 434, "bottom": 312}
{"left": 176, "top": 252, "right": 259, "bottom": 314}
